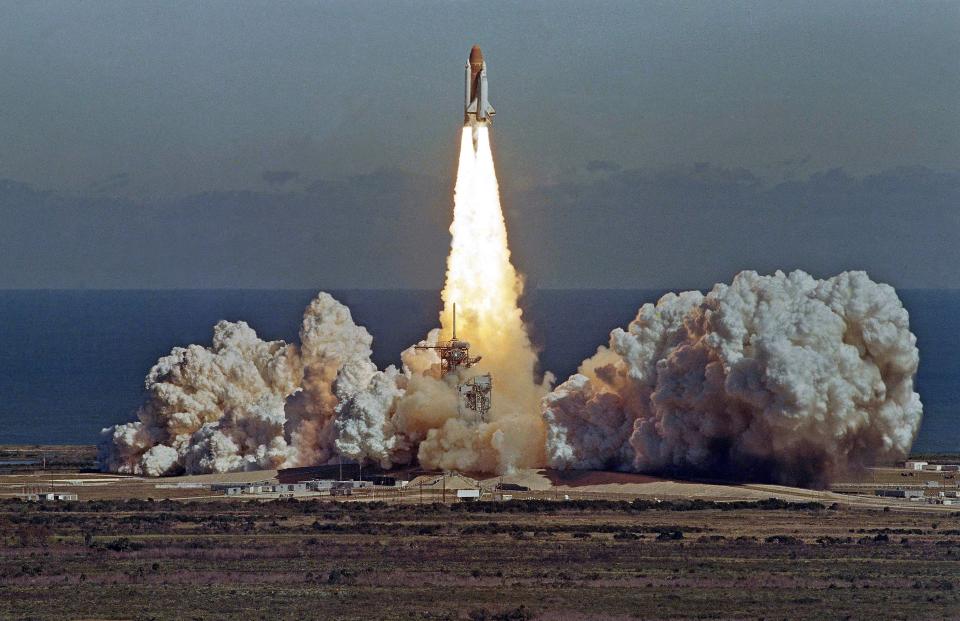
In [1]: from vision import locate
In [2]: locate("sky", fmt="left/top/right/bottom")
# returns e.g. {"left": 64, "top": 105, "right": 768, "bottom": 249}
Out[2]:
{"left": 1, "top": 1, "right": 958, "bottom": 289}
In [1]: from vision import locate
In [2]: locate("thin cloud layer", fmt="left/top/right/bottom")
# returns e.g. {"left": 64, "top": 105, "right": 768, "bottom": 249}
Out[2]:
{"left": 0, "top": 164, "right": 958, "bottom": 289}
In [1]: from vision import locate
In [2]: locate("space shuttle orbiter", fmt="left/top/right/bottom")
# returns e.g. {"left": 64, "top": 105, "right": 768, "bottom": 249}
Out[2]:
{"left": 464, "top": 45, "right": 495, "bottom": 126}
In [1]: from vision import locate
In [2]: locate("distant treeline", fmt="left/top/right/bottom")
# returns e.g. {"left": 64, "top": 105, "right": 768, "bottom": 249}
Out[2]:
{"left": 908, "top": 453, "right": 960, "bottom": 463}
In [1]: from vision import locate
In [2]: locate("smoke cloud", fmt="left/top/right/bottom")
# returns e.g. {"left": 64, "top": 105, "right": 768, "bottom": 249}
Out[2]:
{"left": 543, "top": 270, "right": 922, "bottom": 486}
{"left": 98, "top": 293, "right": 380, "bottom": 475}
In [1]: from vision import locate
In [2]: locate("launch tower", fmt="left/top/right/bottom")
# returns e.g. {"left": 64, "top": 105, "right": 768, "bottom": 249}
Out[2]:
{"left": 415, "top": 303, "right": 492, "bottom": 421}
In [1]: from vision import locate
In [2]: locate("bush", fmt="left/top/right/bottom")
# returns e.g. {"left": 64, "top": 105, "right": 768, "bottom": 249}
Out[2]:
{"left": 468, "top": 606, "right": 534, "bottom": 621}
{"left": 327, "top": 568, "right": 354, "bottom": 584}
{"left": 765, "top": 535, "right": 803, "bottom": 545}
{"left": 105, "top": 537, "right": 137, "bottom": 552}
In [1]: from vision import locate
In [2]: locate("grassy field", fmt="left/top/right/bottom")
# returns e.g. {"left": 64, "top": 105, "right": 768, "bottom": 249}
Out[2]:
{"left": 1, "top": 497, "right": 958, "bottom": 620}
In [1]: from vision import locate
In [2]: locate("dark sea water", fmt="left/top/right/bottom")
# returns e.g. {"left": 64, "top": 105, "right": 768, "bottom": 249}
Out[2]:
{"left": 0, "top": 289, "right": 956, "bottom": 452}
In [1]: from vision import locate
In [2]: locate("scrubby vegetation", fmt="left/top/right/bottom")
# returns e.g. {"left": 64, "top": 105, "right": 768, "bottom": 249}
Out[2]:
{"left": 0, "top": 497, "right": 957, "bottom": 619}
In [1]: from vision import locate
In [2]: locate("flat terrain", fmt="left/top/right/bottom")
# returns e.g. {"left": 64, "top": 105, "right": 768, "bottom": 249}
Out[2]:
{"left": 1, "top": 496, "right": 959, "bottom": 620}
{"left": 2, "top": 447, "right": 959, "bottom": 619}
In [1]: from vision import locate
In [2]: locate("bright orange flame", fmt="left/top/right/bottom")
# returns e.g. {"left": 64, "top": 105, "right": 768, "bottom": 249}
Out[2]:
{"left": 433, "top": 126, "right": 549, "bottom": 469}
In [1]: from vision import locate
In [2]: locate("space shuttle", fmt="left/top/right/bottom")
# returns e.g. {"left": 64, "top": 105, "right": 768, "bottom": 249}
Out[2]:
{"left": 464, "top": 45, "right": 495, "bottom": 126}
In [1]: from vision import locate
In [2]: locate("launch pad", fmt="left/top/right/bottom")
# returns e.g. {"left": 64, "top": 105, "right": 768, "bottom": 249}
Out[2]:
{"left": 415, "top": 303, "right": 493, "bottom": 422}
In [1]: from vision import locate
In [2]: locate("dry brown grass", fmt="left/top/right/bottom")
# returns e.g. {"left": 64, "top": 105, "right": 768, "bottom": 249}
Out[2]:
{"left": 1, "top": 496, "right": 958, "bottom": 620}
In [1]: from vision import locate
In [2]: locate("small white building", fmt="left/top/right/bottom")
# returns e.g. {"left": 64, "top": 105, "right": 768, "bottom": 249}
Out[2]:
{"left": 305, "top": 480, "right": 334, "bottom": 492}
{"left": 456, "top": 489, "right": 481, "bottom": 502}
{"left": 275, "top": 483, "right": 307, "bottom": 494}
{"left": 875, "top": 489, "right": 924, "bottom": 499}
{"left": 41, "top": 492, "right": 78, "bottom": 501}
{"left": 924, "top": 464, "right": 944, "bottom": 472}
{"left": 340, "top": 480, "right": 373, "bottom": 489}
{"left": 303, "top": 479, "right": 373, "bottom": 492}
{"left": 224, "top": 482, "right": 307, "bottom": 495}
{"left": 904, "top": 460, "right": 928, "bottom": 471}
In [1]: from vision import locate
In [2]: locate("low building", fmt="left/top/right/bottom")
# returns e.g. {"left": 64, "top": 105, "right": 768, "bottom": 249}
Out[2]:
{"left": 496, "top": 482, "right": 530, "bottom": 492}
{"left": 456, "top": 489, "right": 481, "bottom": 502}
{"left": 329, "top": 481, "right": 354, "bottom": 496}
{"left": 875, "top": 489, "right": 924, "bottom": 499}
{"left": 365, "top": 474, "right": 398, "bottom": 487}
{"left": 924, "top": 464, "right": 944, "bottom": 472}
{"left": 270, "top": 483, "right": 306, "bottom": 495}
{"left": 223, "top": 481, "right": 306, "bottom": 495}
{"left": 278, "top": 463, "right": 378, "bottom": 484}
{"left": 904, "top": 460, "right": 928, "bottom": 470}
{"left": 304, "top": 480, "right": 335, "bottom": 492}
{"left": 39, "top": 492, "right": 78, "bottom": 501}
{"left": 214, "top": 480, "right": 273, "bottom": 494}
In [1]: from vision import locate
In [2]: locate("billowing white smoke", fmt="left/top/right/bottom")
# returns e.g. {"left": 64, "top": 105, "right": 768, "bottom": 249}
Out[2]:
{"left": 543, "top": 270, "right": 922, "bottom": 486}
{"left": 99, "top": 293, "right": 377, "bottom": 475}
{"left": 284, "top": 293, "right": 379, "bottom": 467}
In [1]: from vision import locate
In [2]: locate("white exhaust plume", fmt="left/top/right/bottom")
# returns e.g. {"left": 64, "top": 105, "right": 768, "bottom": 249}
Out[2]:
{"left": 283, "top": 293, "right": 379, "bottom": 466}
{"left": 543, "top": 270, "right": 922, "bottom": 487}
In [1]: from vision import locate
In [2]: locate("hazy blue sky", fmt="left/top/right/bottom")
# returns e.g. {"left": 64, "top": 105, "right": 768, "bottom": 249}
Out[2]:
{"left": 1, "top": 1, "right": 958, "bottom": 288}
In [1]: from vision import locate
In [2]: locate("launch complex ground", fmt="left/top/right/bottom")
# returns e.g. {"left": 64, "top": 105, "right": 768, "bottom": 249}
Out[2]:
{"left": 2, "top": 445, "right": 959, "bottom": 511}
{"left": 2, "top": 446, "right": 960, "bottom": 619}
{"left": 2, "top": 449, "right": 960, "bottom": 620}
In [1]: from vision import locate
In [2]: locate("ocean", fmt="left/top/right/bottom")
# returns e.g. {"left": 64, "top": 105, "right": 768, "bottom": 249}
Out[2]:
{"left": 0, "top": 289, "right": 955, "bottom": 452}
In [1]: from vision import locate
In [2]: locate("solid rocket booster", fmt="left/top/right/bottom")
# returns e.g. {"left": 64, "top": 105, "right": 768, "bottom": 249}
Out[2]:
{"left": 464, "top": 45, "right": 495, "bottom": 126}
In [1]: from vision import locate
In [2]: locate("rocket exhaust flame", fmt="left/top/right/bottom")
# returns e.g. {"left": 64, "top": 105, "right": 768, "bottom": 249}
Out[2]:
{"left": 414, "top": 125, "right": 551, "bottom": 471}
